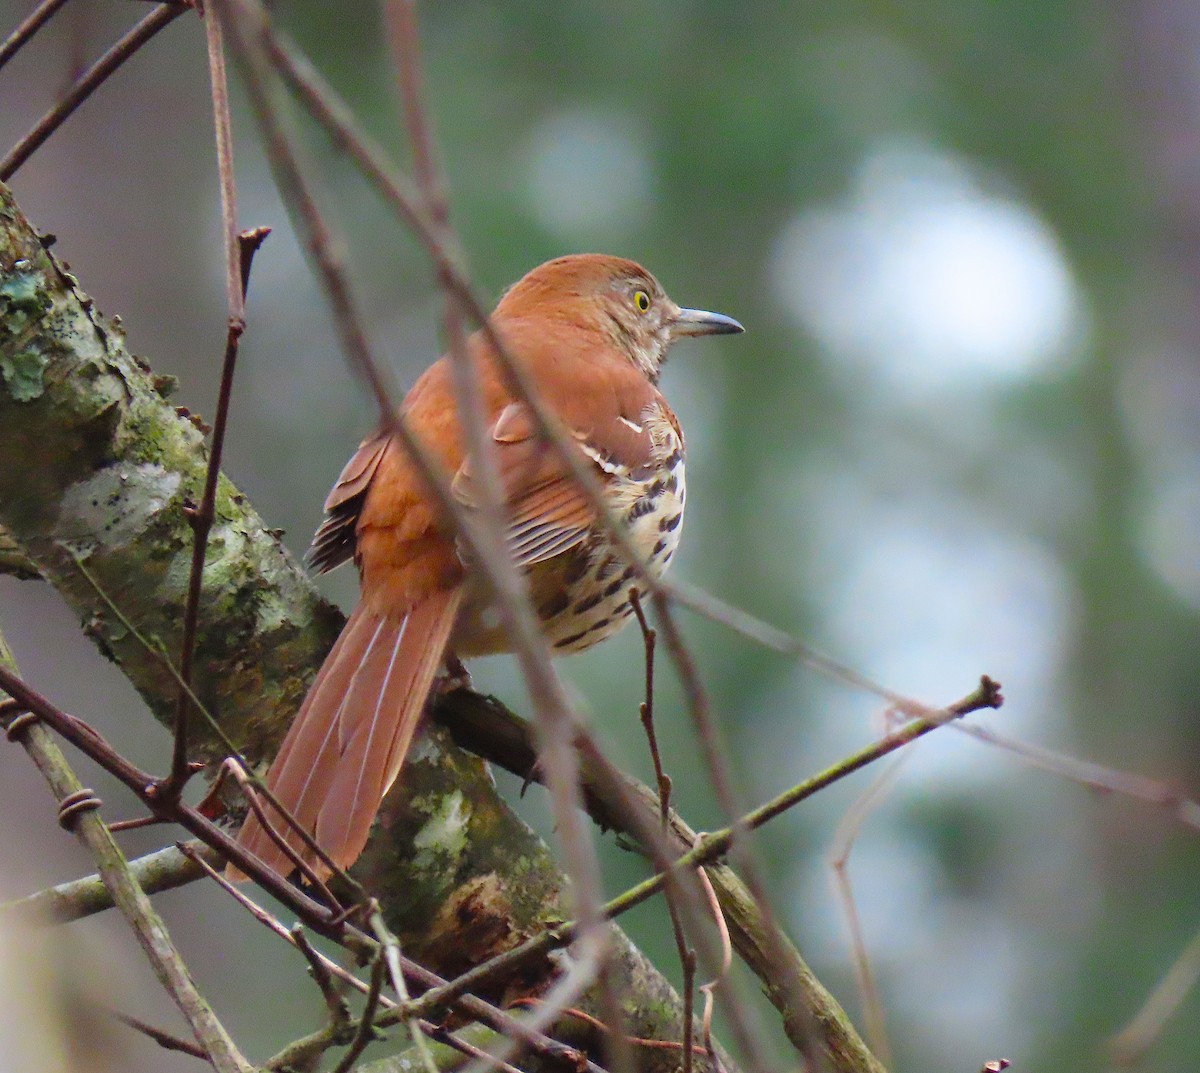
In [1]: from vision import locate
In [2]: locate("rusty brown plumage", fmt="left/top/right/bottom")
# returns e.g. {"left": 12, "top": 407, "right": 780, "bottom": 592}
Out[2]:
{"left": 231, "top": 254, "right": 742, "bottom": 880}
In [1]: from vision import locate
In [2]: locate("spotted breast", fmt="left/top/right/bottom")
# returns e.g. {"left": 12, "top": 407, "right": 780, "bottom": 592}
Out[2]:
{"left": 542, "top": 402, "right": 685, "bottom": 652}
{"left": 454, "top": 400, "right": 685, "bottom": 657}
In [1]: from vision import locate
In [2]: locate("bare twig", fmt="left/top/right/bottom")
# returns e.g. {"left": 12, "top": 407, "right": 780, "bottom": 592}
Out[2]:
{"left": 0, "top": 3, "right": 187, "bottom": 181}
{"left": 0, "top": 0, "right": 71, "bottom": 71}
{"left": 215, "top": 0, "right": 395, "bottom": 419}
{"left": 166, "top": 225, "right": 267, "bottom": 795}
{"left": 829, "top": 751, "right": 911, "bottom": 1069}
{"left": 164, "top": 2, "right": 263, "bottom": 794}
{"left": 508, "top": 997, "right": 713, "bottom": 1058}
{"left": 695, "top": 856, "right": 732, "bottom": 1070}
{"left": 1110, "top": 920, "right": 1200, "bottom": 1066}
{"left": 383, "top": 4, "right": 618, "bottom": 1065}
{"left": 69, "top": 553, "right": 245, "bottom": 763}
{"left": 217, "top": 758, "right": 348, "bottom": 903}
{"left": 2, "top": 841, "right": 213, "bottom": 925}
{"left": 650, "top": 591, "right": 811, "bottom": 1072}
{"left": 369, "top": 906, "right": 440, "bottom": 1073}
{"left": 291, "top": 926, "right": 352, "bottom": 1026}
{"left": 330, "top": 950, "right": 386, "bottom": 1073}
{"left": 0, "top": 633, "right": 252, "bottom": 1073}
{"left": 631, "top": 587, "right": 698, "bottom": 1073}
{"left": 956, "top": 722, "right": 1200, "bottom": 831}
{"left": 630, "top": 589, "right": 671, "bottom": 819}
{"left": 112, "top": 1010, "right": 211, "bottom": 1062}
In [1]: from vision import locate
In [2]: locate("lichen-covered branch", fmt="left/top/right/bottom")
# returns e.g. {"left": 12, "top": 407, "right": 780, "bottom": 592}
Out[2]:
{"left": 0, "top": 183, "right": 744, "bottom": 1073}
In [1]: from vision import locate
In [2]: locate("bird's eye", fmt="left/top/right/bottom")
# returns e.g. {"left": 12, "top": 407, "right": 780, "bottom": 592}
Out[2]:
{"left": 633, "top": 289, "right": 651, "bottom": 313}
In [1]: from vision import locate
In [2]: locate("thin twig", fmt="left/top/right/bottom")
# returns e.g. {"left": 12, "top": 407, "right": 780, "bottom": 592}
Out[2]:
{"left": 384, "top": 5, "right": 618, "bottom": 1066}
{"left": 292, "top": 925, "right": 352, "bottom": 1023}
{"left": 69, "top": 553, "right": 247, "bottom": 766}
{"left": 649, "top": 591, "right": 793, "bottom": 1073}
{"left": 630, "top": 589, "right": 671, "bottom": 820}
{"left": 0, "top": 3, "right": 187, "bottom": 181}
{"left": 421, "top": 1024, "right": 527, "bottom": 1073}
{"left": 112, "top": 1010, "right": 211, "bottom": 1061}
{"left": 631, "top": 587, "right": 697, "bottom": 1073}
{"left": 2, "top": 841, "right": 213, "bottom": 925}
{"left": 1110, "top": 920, "right": 1200, "bottom": 1066}
{"left": 166, "top": 224, "right": 266, "bottom": 794}
{"left": 828, "top": 751, "right": 911, "bottom": 1070}
{"left": 0, "top": 0, "right": 71, "bottom": 72}
{"left": 369, "top": 906, "right": 440, "bottom": 1073}
{"left": 164, "top": 5, "right": 260, "bottom": 793}
{"left": 0, "top": 634, "right": 252, "bottom": 1073}
{"left": 695, "top": 852, "right": 733, "bottom": 1073}
{"left": 508, "top": 998, "right": 713, "bottom": 1057}
{"left": 217, "top": 758, "right": 345, "bottom": 904}
{"left": 956, "top": 722, "right": 1200, "bottom": 831}
{"left": 330, "top": 951, "right": 386, "bottom": 1073}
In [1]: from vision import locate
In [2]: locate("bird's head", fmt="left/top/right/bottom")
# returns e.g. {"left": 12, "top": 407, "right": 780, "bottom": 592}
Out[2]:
{"left": 495, "top": 254, "right": 743, "bottom": 382}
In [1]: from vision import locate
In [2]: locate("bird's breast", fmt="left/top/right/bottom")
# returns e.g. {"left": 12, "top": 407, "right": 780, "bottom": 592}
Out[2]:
{"left": 534, "top": 415, "right": 686, "bottom": 654}
{"left": 453, "top": 412, "right": 687, "bottom": 658}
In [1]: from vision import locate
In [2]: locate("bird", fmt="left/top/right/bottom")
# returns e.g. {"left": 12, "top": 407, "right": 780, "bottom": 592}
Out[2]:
{"left": 231, "top": 254, "right": 743, "bottom": 881}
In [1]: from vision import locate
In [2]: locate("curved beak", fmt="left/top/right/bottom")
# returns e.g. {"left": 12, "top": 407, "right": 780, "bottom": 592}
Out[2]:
{"left": 671, "top": 306, "right": 745, "bottom": 339}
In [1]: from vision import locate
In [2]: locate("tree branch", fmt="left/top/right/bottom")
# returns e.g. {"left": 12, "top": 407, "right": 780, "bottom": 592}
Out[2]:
{"left": 0, "top": 630, "right": 251, "bottom": 1073}
{"left": 0, "top": 181, "right": 772, "bottom": 1073}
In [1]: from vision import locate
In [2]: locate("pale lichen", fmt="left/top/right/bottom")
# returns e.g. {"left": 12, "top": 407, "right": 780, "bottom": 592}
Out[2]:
{"left": 54, "top": 463, "right": 182, "bottom": 551}
{"left": 411, "top": 789, "right": 470, "bottom": 877}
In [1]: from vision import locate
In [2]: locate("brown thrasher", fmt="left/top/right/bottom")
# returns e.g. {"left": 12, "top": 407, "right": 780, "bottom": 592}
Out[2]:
{"left": 232, "top": 254, "right": 742, "bottom": 880}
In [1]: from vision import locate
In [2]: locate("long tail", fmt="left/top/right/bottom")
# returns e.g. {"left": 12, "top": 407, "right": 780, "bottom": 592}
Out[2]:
{"left": 230, "top": 589, "right": 462, "bottom": 881}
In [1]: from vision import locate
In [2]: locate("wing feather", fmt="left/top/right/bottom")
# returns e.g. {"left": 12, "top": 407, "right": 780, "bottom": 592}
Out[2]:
{"left": 307, "top": 432, "right": 391, "bottom": 574}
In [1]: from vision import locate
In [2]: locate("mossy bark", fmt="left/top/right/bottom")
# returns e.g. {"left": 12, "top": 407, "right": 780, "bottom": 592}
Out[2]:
{"left": 0, "top": 182, "right": 710, "bottom": 1072}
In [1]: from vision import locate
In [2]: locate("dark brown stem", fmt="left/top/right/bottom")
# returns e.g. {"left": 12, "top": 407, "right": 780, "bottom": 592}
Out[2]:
{"left": 631, "top": 587, "right": 695, "bottom": 1072}
{"left": 113, "top": 1011, "right": 211, "bottom": 1061}
{"left": 165, "top": 224, "right": 265, "bottom": 795}
{"left": 167, "top": 155, "right": 263, "bottom": 790}
{"left": 381, "top": 14, "right": 620, "bottom": 1069}
{"left": 416, "top": 678, "right": 1003, "bottom": 1030}
{"left": 0, "top": 663, "right": 355, "bottom": 938}
{"left": 330, "top": 953, "right": 386, "bottom": 1073}
{"left": 0, "top": 0, "right": 71, "bottom": 71}
{"left": 0, "top": 3, "right": 187, "bottom": 180}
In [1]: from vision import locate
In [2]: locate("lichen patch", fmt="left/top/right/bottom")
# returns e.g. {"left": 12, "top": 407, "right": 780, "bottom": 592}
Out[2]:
{"left": 412, "top": 789, "right": 470, "bottom": 875}
{"left": 55, "top": 463, "right": 181, "bottom": 550}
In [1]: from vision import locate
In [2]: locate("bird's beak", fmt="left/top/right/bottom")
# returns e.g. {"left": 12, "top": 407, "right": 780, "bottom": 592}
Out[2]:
{"left": 671, "top": 306, "right": 745, "bottom": 339}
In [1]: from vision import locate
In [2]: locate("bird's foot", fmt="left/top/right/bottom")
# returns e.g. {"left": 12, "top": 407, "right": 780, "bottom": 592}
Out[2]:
{"left": 433, "top": 653, "right": 473, "bottom": 695}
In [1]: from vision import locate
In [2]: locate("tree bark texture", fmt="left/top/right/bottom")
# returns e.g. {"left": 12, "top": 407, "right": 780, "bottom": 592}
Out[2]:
{"left": 0, "top": 181, "right": 727, "bottom": 1071}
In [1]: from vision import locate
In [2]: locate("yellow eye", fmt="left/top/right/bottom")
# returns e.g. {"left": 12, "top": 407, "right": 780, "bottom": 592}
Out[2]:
{"left": 634, "top": 289, "right": 651, "bottom": 313}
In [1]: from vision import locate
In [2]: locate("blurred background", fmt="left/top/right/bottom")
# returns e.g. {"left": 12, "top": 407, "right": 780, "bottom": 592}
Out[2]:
{"left": 1, "top": 1, "right": 1198, "bottom": 1070}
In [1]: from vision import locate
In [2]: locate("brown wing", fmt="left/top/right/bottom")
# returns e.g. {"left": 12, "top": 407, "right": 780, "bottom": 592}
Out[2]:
{"left": 306, "top": 432, "right": 390, "bottom": 574}
{"left": 451, "top": 388, "right": 661, "bottom": 569}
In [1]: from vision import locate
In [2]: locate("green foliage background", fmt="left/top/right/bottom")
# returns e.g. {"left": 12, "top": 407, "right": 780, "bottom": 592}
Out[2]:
{"left": 1, "top": 1, "right": 1198, "bottom": 1070}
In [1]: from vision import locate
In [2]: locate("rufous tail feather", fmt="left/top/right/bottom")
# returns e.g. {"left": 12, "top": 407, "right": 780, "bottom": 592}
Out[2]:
{"left": 229, "top": 590, "right": 462, "bottom": 881}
